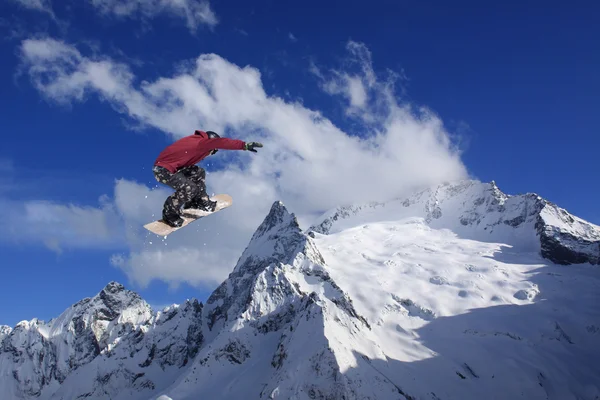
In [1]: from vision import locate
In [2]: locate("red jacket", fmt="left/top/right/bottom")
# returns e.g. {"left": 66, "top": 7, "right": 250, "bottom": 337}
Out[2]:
{"left": 154, "top": 130, "right": 245, "bottom": 173}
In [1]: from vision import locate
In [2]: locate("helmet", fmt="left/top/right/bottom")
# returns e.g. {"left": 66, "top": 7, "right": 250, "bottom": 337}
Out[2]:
{"left": 205, "top": 131, "right": 220, "bottom": 155}
{"left": 194, "top": 130, "right": 220, "bottom": 138}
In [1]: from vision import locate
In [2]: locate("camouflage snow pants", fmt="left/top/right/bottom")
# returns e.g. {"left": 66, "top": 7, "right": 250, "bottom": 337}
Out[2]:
{"left": 153, "top": 165, "right": 209, "bottom": 216}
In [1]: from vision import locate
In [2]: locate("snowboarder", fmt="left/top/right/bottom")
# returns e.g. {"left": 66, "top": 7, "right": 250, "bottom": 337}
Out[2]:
{"left": 153, "top": 130, "right": 263, "bottom": 227}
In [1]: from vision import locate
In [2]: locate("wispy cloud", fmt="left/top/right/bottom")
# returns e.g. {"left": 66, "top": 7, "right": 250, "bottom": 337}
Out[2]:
{"left": 5, "top": 0, "right": 217, "bottom": 36}
{"left": 288, "top": 32, "right": 297, "bottom": 42}
{"left": 310, "top": 41, "right": 404, "bottom": 121}
{"left": 6, "top": 0, "right": 66, "bottom": 32}
{"left": 111, "top": 247, "right": 231, "bottom": 290}
{"left": 235, "top": 28, "right": 248, "bottom": 36}
{"left": 89, "top": 0, "right": 218, "bottom": 32}
{"left": 0, "top": 159, "right": 129, "bottom": 253}
{"left": 8, "top": 0, "right": 55, "bottom": 17}
{"left": 16, "top": 36, "right": 470, "bottom": 289}
{"left": 0, "top": 196, "right": 123, "bottom": 252}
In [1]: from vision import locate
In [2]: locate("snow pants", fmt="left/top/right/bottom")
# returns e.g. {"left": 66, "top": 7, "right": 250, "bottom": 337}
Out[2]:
{"left": 153, "top": 165, "right": 208, "bottom": 216}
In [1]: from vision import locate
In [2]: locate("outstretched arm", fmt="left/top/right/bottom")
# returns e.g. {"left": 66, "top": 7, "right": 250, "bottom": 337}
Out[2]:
{"left": 207, "top": 138, "right": 263, "bottom": 152}
{"left": 208, "top": 137, "right": 246, "bottom": 150}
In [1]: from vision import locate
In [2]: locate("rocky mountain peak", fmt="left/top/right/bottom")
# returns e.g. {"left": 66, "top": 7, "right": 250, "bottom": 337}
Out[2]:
{"left": 93, "top": 281, "right": 145, "bottom": 320}
{"left": 203, "top": 200, "right": 326, "bottom": 334}
{"left": 249, "top": 200, "right": 300, "bottom": 243}
{"left": 101, "top": 281, "right": 126, "bottom": 295}
{"left": 233, "top": 201, "right": 308, "bottom": 273}
{"left": 0, "top": 325, "right": 11, "bottom": 341}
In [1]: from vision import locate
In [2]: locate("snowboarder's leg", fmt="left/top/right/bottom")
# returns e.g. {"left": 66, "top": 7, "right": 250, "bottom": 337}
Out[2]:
{"left": 153, "top": 166, "right": 201, "bottom": 227}
{"left": 180, "top": 166, "right": 216, "bottom": 212}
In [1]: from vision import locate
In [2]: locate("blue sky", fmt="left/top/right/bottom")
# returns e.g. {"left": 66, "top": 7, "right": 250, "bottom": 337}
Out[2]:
{"left": 0, "top": 0, "right": 597, "bottom": 327}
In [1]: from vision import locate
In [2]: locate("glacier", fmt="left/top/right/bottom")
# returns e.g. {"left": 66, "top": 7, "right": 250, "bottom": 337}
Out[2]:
{"left": 0, "top": 179, "right": 598, "bottom": 400}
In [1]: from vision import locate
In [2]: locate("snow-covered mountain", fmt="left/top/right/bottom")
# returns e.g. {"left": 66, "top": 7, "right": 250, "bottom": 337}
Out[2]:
{"left": 309, "top": 180, "right": 600, "bottom": 265}
{"left": 1, "top": 179, "right": 599, "bottom": 400}
{"left": 0, "top": 282, "right": 204, "bottom": 399}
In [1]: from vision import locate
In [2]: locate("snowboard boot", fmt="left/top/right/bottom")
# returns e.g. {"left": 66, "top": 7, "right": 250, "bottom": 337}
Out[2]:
{"left": 184, "top": 196, "right": 217, "bottom": 212}
{"left": 163, "top": 209, "right": 183, "bottom": 227}
{"left": 202, "top": 198, "right": 217, "bottom": 212}
{"left": 162, "top": 200, "right": 184, "bottom": 227}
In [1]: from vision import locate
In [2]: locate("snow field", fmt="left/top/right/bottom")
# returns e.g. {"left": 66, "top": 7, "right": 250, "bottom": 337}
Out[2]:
{"left": 313, "top": 217, "right": 600, "bottom": 400}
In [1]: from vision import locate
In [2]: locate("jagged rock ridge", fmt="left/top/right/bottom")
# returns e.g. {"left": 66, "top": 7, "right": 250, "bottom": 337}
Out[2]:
{"left": 0, "top": 282, "right": 204, "bottom": 399}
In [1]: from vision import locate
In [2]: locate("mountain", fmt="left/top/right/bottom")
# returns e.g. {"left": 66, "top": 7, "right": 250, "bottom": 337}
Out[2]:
{"left": 309, "top": 180, "right": 600, "bottom": 266}
{"left": 0, "top": 282, "right": 203, "bottom": 399}
{"left": 1, "top": 180, "right": 599, "bottom": 400}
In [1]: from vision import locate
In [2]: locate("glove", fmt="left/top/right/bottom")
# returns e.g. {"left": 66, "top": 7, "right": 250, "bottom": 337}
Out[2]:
{"left": 243, "top": 142, "right": 263, "bottom": 152}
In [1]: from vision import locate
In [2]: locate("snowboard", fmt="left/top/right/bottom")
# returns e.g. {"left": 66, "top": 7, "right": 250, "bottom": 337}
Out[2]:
{"left": 144, "top": 194, "right": 232, "bottom": 236}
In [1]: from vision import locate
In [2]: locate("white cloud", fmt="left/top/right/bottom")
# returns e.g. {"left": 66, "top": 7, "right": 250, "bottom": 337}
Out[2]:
{"left": 89, "top": 0, "right": 218, "bottom": 32}
{"left": 111, "top": 247, "right": 233, "bottom": 290}
{"left": 321, "top": 73, "right": 368, "bottom": 110}
{"left": 0, "top": 196, "right": 123, "bottom": 253}
{"left": 0, "top": 176, "right": 159, "bottom": 253}
{"left": 17, "top": 36, "right": 470, "bottom": 290}
{"left": 19, "top": 38, "right": 137, "bottom": 107}
{"left": 312, "top": 41, "right": 397, "bottom": 120}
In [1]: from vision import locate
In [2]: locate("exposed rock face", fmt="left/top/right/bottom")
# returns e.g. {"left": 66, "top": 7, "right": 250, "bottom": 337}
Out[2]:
{"left": 534, "top": 203, "right": 600, "bottom": 265}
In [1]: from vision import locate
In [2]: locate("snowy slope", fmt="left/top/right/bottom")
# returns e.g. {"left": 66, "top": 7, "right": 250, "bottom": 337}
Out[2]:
{"left": 312, "top": 219, "right": 600, "bottom": 400}
{"left": 1, "top": 179, "right": 599, "bottom": 400}
{"left": 309, "top": 180, "right": 600, "bottom": 265}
